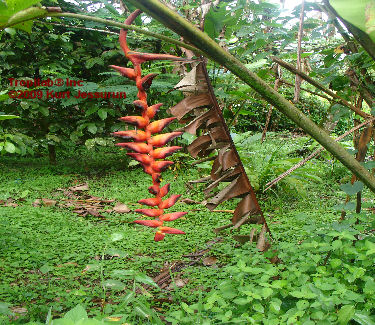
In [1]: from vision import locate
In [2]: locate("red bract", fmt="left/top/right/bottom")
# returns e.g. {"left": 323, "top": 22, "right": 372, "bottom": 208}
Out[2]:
{"left": 112, "top": 10, "right": 187, "bottom": 241}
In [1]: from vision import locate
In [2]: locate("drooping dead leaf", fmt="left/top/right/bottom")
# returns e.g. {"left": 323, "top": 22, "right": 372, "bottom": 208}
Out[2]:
{"left": 169, "top": 61, "right": 272, "bottom": 255}
{"left": 113, "top": 203, "right": 130, "bottom": 213}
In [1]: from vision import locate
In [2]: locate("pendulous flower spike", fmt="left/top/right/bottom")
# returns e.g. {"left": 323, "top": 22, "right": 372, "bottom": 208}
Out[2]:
{"left": 112, "top": 130, "right": 148, "bottom": 142}
{"left": 127, "top": 153, "right": 152, "bottom": 165}
{"left": 127, "top": 51, "right": 188, "bottom": 65}
{"left": 149, "top": 132, "right": 183, "bottom": 147}
{"left": 140, "top": 73, "right": 158, "bottom": 90}
{"left": 151, "top": 160, "right": 174, "bottom": 173}
{"left": 110, "top": 65, "right": 137, "bottom": 80}
{"left": 134, "top": 220, "right": 163, "bottom": 228}
{"left": 159, "top": 194, "right": 182, "bottom": 209}
{"left": 114, "top": 10, "right": 187, "bottom": 241}
{"left": 119, "top": 116, "right": 149, "bottom": 128}
{"left": 119, "top": 9, "right": 142, "bottom": 56}
{"left": 116, "top": 142, "right": 152, "bottom": 154}
{"left": 145, "top": 103, "right": 163, "bottom": 119}
{"left": 147, "top": 117, "right": 177, "bottom": 134}
{"left": 152, "top": 147, "right": 182, "bottom": 159}
{"left": 159, "top": 212, "right": 188, "bottom": 222}
{"left": 138, "top": 197, "right": 161, "bottom": 207}
{"left": 159, "top": 183, "right": 170, "bottom": 197}
{"left": 135, "top": 208, "right": 164, "bottom": 217}
{"left": 133, "top": 100, "right": 148, "bottom": 111}
{"left": 159, "top": 226, "right": 185, "bottom": 235}
{"left": 154, "top": 231, "right": 165, "bottom": 241}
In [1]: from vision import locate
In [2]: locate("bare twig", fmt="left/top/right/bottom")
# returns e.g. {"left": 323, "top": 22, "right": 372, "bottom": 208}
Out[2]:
{"left": 45, "top": 21, "right": 119, "bottom": 35}
{"left": 272, "top": 57, "right": 371, "bottom": 119}
{"left": 279, "top": 79, "right": 331, "bottom": 101}
{"left": 264, "top": 117, "right": 375, "bottom": 191}
{"left": 294, "top": 0, "right": 305, "bottom": 103}
{"left": 262, "top": 67, "right": 281, "bottom": 143}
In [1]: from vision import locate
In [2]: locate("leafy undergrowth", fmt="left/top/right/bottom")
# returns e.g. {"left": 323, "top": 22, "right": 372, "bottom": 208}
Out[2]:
{"left": 0, "top": 135, "right": 374, "bottom": 324}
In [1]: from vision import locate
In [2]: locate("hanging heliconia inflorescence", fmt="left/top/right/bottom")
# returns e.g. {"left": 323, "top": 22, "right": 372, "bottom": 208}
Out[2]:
{"left": 110, "top": 10, "right": 187, "bottom": 241}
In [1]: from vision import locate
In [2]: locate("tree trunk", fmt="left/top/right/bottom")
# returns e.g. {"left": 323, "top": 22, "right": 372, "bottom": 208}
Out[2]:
{"left": 48, "top": 144, "right": 56, "bottom": 165}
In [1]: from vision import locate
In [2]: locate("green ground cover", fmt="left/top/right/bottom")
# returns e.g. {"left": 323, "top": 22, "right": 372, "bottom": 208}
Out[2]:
{"left": 0, "top": 134, "right": 374, "bottom": 324}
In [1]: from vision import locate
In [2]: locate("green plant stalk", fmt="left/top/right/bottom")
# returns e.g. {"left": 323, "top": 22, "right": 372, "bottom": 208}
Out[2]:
{"left": 124, "top": 0, "right": 375, "bottom": 194}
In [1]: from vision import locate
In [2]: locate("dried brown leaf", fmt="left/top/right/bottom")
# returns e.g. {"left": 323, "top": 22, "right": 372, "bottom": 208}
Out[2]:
{"left": 232, "top": 194, "right": 261, "bottom": 224}
{"left": 41, "top": 198, "right": 57, "bottom": 207}
{"left": 113, "top": 203, "right": 130, "bottom": 213}
{"left": 206, "top": 175, "right": 249, "bottom": 210}
{"left": 168, "top": 93, "right": 211, "bottom": 120}
{"left": 69, "top": 184, "right": 89, "bottom": 192}
{"left": 202, "top": 256, "right": 217, "bottom": 266}
{"left": 32, "top": 199, "right": 41, "bottom": 207}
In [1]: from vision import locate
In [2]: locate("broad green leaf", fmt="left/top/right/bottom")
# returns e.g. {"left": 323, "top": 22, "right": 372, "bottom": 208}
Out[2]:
{"left": 365, "top": 240, "right": 375, "bottom": 255}
{"left": 330, "top": 0, "right": 375, "bottom": 42}
{"left": 97, "top": 109, "right": 107, "bottom": 120}
{"left": 63, "top": 305, "right": 88, "bottom": 322}
{"left": 111, "top": 269, "right": 136, "bottom": 278}
{"left": 244, "top": 59, "right": 267, "bottom": 71}
{"left": 4, "top": 141, "right": 16, "bottom": 153}
{"left": 110, "top": 232, "right": 123, "bottom": 242}
{"left": 45, "top": 307, "right": 52, "bottom": 325}
{"left": 296, "top": 300, "right": 309, "bottom": 310}
{"left": 261, "top": 287, "right": 273, "bottom": 299}
{"left": 135, "top": 274, "right": 159, "bottom": 288}
{"left": 85, "top": 106, "right": 98, "bottom": 116}
{"left": 104, "top": 248, "right": 127, "bottom": 258}
{"left": 338, "top": 305, "right": 355, "bottom": 324}
{"left": 340, "top": 181, "right": 364, "bottom": 196}
{"left": 39, "top": 263, "right": 53, "bottom": 274}
{"left": 353, "top": 312, "right": 375, "bottom": 325}
{"left": 253, "top": 303, "right": 264, "bottom": 313}
{"left": 39, "top": 106, "right": 49, "bottom": 117}
{"left": 87, "top": 124, "right": 97, "bottom": 134}
{"left": 6, "top": 0, "right": 42, "bottom": 12}
{"left": 269, "top": 298, "right": 282, "bottom": 313}
{"left": 0, "top": 302, "right": 12, "bottom": 315}
{"left": 4, "top": 5, "right": 47, "bottom": 32}
{"left": 102, "top": 279, "right": 126, "bottom": 291}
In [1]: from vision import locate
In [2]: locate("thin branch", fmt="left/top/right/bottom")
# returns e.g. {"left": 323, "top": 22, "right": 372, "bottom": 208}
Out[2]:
{"left": 279, "top": 79, "right": 331, "bottom": 101}
{"left": 264, "top": 117, "right": 375, "bottom": 191}
{"left": 45, "top": 21, "right": 119, "bottom": 35}
{"left": 272, "top": 57, "right": 371, "bottom": 119}
{"left": 294, "top": 0, "right": 305, "bottom": 103}
{"left": 262, "top": 68, "right": 281, "bottom": 143}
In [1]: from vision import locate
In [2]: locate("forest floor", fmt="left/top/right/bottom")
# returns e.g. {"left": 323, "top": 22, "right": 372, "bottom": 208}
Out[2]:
{"left": 0, "top": 133, "right": 374, "bottom": 324}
